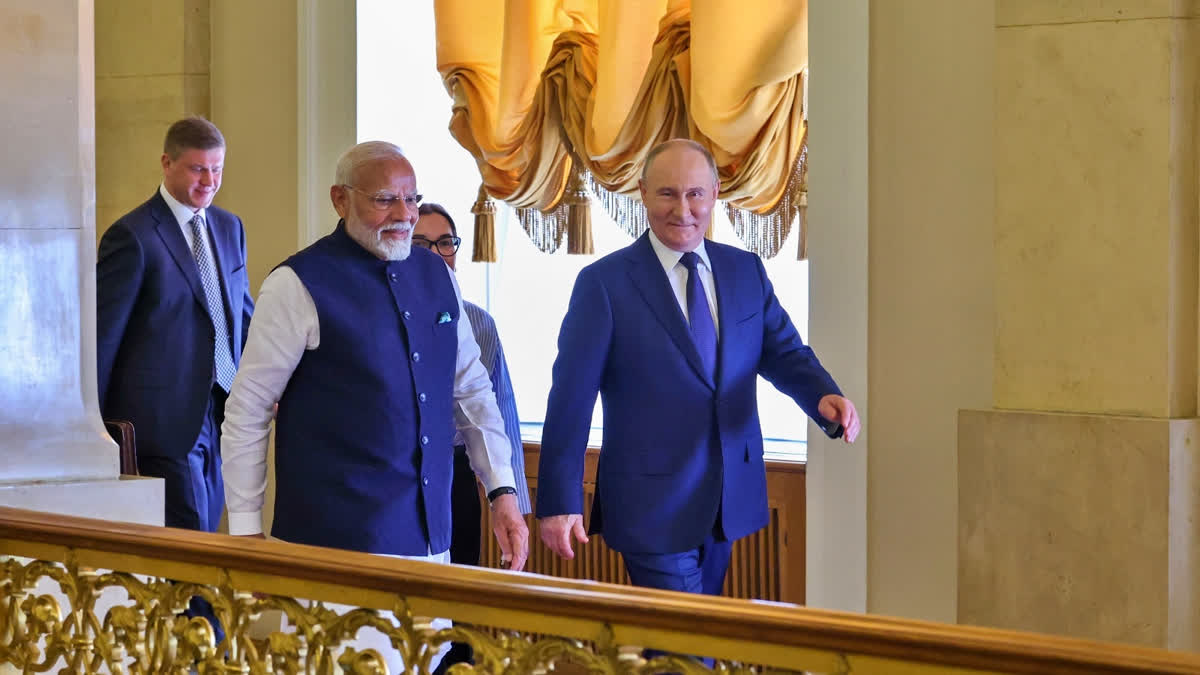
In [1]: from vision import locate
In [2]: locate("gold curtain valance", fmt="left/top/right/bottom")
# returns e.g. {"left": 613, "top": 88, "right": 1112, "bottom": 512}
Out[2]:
{"left": 435, "top": 0, "right": 808, "bottom": 260}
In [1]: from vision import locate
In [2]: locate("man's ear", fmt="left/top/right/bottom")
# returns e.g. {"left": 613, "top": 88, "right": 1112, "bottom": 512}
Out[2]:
{"left": 330, "top": 184, "right": 350, "bottom": 219}
{"left": 638, "top": 179, "right": 648, "bottom": 202}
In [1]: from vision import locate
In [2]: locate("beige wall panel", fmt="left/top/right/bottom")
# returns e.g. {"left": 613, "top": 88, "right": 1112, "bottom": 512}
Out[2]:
{"left": 210, "top": 0, "right": 299, "bottom": 294}
{"left": 95, "top": 0, "right": 209, "bottom": 77}
{"left": 959, "top": 409, "right": 1200, "bottom": 648}
{"left": 95, "top": 73, "right": 210, "bottom": 233}
{"left": 94, "top": 0, "right": 211, "bottom": 240}
{"left": 994, "top": 18, "right": 1187, "bottom": 416}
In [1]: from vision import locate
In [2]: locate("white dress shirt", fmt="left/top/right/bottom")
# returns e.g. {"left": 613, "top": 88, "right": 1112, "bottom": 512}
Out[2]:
{"left": 647, "top": 229, "right": 720, "bottom": 332}
{"left": 221, "top": 257, "right": 517, "bottom": 536}
{"left": 159, "top": 183, "right": 215, "bottom": 256}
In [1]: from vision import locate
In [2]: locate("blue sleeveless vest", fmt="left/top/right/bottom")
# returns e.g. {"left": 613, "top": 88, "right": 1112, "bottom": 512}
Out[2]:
{"left": 271, "top": 223, "right": 460, "bottom": 555}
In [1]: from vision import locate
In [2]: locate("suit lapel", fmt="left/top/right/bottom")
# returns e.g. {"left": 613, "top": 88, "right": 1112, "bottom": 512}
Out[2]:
{"left": 626, "top": 234, "right": 715, "bottom": 389}
{"left": 151, "top": 192, "right": 207, "bottom": 310}
{"left": 206, "top": 209, "right": 236, "bottom": 309}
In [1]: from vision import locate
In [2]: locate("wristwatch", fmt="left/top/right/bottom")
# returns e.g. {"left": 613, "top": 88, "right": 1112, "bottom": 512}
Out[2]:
{"left": 487, "top": 486, "right": 518, "bottom": 504}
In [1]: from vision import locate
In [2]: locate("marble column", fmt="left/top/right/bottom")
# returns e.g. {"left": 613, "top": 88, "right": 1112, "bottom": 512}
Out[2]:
{"left": 960, "top": 1, "right": 1200, "bottom": 649}
{"left": 0, "top": 0, "right": 161, "bottom": 523}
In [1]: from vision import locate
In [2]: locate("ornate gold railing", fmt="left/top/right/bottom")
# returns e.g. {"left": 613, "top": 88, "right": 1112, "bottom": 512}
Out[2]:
{"left": 2, "top": 506, "right": 1199, "bottom": 674}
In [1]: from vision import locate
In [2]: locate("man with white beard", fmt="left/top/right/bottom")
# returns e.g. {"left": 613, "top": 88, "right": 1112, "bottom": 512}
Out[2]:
{"left": 220, "top": 141, "right": 528, "bottom": 671}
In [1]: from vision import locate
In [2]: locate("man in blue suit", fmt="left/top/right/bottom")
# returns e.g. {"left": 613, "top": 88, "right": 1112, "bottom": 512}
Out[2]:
{"left": 537, "top": 139, "right": 859, "bottom": 599}
{"left": 97, "top": 116, "right": 254, "bottom": 535}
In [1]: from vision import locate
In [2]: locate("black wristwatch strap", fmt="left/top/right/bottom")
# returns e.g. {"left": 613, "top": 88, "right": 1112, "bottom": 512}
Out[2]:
{"left": 487, "top": 486, "right": 518, "bottom": 503}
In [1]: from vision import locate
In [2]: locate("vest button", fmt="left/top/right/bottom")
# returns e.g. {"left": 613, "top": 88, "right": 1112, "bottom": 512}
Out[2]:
{"left": 418, "top": 393, "right": 427, "bottom": 403}
{"left": 412, "top": 352, "right": 421, "bottom": 362}
{"left": 389, "top": 273, "right": 398, "bottom": 281}
{"left": 421, "top": 435, "right": 429, "bottom": 445}
{"left": 403, "top": 311, "right": 412, "bottom": 320}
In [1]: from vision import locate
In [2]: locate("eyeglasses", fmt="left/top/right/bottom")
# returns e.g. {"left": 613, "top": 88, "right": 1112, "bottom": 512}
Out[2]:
{"left": 341, "top": 185, "right": 422, "bottom": 211}
{"left": 412, "top": 235, "right": 462, "bottom": 257}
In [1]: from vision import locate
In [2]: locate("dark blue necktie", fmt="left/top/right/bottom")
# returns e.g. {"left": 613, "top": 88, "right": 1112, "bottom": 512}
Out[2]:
{"left": 680, "top": 251, "right": 717, "bottom": 378}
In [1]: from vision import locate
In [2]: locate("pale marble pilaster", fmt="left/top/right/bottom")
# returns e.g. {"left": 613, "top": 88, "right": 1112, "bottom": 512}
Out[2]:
{"left": 1, "top": 0, "right": 116, "bottom": 483}
{"left": 0, "top": 1, "right": 162, "bottom": 521}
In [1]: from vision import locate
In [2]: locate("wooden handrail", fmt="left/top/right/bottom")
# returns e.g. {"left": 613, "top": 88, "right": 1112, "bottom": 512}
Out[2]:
{"left": 1, "top": 505, "right": 1198, "bottom": 674}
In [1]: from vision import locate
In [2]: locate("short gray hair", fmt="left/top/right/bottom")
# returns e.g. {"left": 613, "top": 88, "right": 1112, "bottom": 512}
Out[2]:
{"left": 641, "top": 138, "right": 718, "bottom": 184}
{"left": 334, "top": 141, "right": 406, "bottom": 186}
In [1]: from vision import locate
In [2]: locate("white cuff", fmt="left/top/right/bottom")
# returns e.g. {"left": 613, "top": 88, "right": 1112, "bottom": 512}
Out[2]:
{"left": 227, "top": 510, "right": 264, "bottom": 536}
{"left": 479, "top": 466, "right": 517, "bottom": 496}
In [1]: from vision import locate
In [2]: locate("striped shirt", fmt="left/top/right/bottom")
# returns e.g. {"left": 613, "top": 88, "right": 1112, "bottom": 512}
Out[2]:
{"left": 455, "top": 301, "right": 532, "bottom": 514}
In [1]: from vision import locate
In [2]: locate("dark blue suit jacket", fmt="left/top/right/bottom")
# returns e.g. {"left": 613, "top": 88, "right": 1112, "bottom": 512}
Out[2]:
{"left": 96, "top": 191, "right": 253, "bottom": 460}
{"left": 538, "top": 233, "right": 842, "bottom": 554}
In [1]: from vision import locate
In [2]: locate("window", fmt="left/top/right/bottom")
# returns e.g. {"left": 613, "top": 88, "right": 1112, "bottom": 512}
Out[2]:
{"left": 359, "top": 0, "right": 809, "bottom": 460}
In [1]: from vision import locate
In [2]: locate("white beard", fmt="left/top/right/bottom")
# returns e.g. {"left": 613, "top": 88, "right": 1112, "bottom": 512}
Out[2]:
{"left": 349, "top": 221, "right": 413, "bottom": 261}
{"left": 374, "top": 233, "right": 412, "bottom": 261}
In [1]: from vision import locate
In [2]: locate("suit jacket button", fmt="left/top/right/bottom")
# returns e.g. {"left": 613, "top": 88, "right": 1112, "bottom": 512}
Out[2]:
{"left": 422, "top": 476, "right": 430, "bottom": 486}
{"left": 403, "top": 311, "right": 412, "bottom": 320}
{"left": 412, "top": 352, "right": 421, "bottom": 362}
{"left": 418, "top": 393, "right": 427, "bottom": 403}
{"left": 421, "top": 435, "right": 429, "bottom": 445}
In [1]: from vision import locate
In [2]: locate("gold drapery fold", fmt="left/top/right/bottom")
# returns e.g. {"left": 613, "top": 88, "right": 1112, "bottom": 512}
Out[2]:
{"left": 435, "top": 0, "right": 808, "bottom": 259}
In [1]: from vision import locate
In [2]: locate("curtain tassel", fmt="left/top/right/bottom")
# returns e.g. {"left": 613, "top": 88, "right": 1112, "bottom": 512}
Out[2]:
{"left": 470, "top": 184, "right": 498, "bottom": 262}
{"left": 565, "top": 165, "right": 594, "bottom": 255}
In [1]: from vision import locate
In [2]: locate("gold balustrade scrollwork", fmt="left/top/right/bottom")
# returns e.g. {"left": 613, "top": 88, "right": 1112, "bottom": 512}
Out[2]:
{"left": 0, "top": 555, "right": 750, "bottom": 674}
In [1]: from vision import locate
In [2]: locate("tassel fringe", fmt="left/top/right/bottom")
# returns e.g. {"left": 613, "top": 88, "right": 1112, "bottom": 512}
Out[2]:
{"left": 584, "top": 173, "right": 647, "bottom": 240}
{"left": 498, "top": 132, "right": 808, "bottom": 260}
{"left": 514, "top": 203, "right": 568, "bottom": 254}
{"left": 723, "top": 131, "right": 809, "bottom": 260}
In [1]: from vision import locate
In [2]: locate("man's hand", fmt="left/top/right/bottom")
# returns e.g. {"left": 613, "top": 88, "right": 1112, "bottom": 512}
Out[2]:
{"left": 490, "top": 494, "right": 530, "bottom": 571}
{"left": 538, "top": 513, "right": 588, "bottom": 560}
{"left": 818, "top": 394, "right": 861, "bottom": 443}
